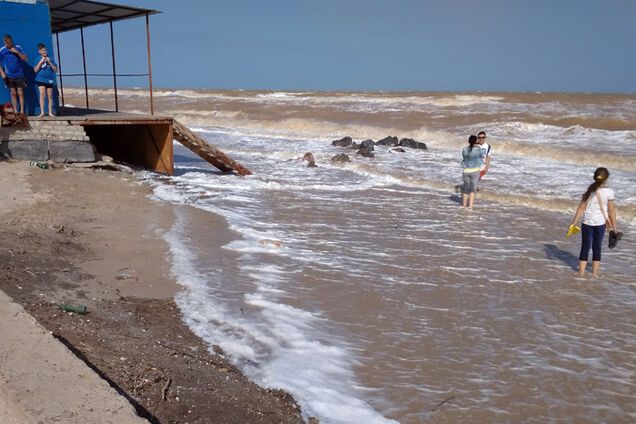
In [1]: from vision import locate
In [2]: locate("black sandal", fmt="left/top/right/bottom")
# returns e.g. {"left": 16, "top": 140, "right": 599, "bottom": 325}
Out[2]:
{"left": 608, "top": 230, "right": 623, "bottom": 249}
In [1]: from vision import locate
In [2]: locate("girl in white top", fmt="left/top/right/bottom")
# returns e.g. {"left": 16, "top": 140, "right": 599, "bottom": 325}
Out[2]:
{"left": 569, "top": 167, "right": 618, "bottom": 277}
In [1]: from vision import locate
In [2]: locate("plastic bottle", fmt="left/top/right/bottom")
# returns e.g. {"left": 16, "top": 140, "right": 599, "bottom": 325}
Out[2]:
{"left": 29, "top": 161, "right": 49, "bottom": 169}
{"left": 57, "top": 303, "right": 87, "bottom": 314}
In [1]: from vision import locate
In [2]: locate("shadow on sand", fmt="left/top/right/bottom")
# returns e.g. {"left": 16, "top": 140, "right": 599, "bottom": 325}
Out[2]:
{"left": 544, "top": 244, "right": 579, "bottom": 271}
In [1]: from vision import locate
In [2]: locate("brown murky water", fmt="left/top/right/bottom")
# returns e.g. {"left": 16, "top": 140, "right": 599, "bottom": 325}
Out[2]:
{"left": 66, "top": 88, "right": 635, "bottom": 423}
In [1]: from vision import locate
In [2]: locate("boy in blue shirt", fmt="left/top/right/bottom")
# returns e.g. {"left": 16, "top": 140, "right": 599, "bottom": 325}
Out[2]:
{"left": 33, "top": 43, "right": 58, "bottom": 117}
{"left": 0, "top": 34, "right": 28, "bottom": 114}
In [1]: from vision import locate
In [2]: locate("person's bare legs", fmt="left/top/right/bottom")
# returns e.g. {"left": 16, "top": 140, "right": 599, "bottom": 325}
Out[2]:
{"left": 9, "top": 87, "right": 18, "bottom": 113}
{"left": 591, "top": 261, "right": 601, "bottom": 277}
{"left": 16, "top": 87, "right": 25, "bottom": 114}
{"left": 468, "top": 192, "right": 475, "bottom": 209}
{"left": 38, "top": 85, "right": 46, "bottom": 117}
{"left": 577, "top": 260, "right": 587, "bottom": 276}
{"left": 462, "top": 193, "right": 468, "bottom": 208}
{"left": 46, "top": 87, "right": 55, "bottom": 116}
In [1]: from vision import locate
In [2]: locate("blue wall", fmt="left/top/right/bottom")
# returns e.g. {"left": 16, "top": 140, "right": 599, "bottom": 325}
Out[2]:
{"left": 0, "top": 0, "right": 58, "bottom": 115}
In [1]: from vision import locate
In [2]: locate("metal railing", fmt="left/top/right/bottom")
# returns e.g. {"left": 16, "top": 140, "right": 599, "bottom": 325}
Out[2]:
{"left": 54, "top": 13, "right": 154, "bottom": 115}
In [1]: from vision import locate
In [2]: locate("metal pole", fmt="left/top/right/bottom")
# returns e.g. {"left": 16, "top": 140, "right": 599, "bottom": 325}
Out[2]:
{"left": 145, "top": 13, "right": 154, "bottom": 115}
{"left": 109, "top": 20, "right": 118, "bottom": 111}
{"left": 55, "top": 32, "right": 65, "bottom": 106}
{"left": 80, "top": 26, "right": 89, "bottom": 109}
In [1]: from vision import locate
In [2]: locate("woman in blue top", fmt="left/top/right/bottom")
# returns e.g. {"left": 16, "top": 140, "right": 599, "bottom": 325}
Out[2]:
{"left": 33, "top": 43, "right": 58, "bottom": 117}
{"left": 461, "top": 135, "right": 486, "bottom": 208}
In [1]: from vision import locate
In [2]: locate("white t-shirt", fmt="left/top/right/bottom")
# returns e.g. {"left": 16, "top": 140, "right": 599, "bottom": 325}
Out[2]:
{"left": 479, "top": 143, "right": 491, "bottom": 170}
{"left": 583, "top": 187, "right": 615, "bottom": 226}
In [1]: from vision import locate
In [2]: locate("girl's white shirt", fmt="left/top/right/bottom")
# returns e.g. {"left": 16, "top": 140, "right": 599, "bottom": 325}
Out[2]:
{"left": 583, "top": 187, "right": 615, "bottom": 226}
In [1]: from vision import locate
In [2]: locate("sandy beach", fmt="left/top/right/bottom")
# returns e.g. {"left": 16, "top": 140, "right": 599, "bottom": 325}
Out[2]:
{"left": 0, "top": 160, "right": 304, "bottom": 423}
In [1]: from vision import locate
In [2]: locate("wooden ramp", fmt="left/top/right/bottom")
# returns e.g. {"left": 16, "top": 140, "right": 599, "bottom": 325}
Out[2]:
{"left": 172, "top": 119, "right": 252, "bottom": 176}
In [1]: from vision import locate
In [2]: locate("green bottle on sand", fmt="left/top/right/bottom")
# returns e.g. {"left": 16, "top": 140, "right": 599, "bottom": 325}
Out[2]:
{"left": 57, "top": 303, "right": 87, "bottom": 314}
{"left": 29, "top": 161, "right": 49, "bottom": 169}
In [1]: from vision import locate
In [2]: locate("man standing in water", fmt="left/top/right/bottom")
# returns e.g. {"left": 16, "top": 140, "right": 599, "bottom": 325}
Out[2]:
{"left": 477, "top": 131, "right": 491, "bottom": 179}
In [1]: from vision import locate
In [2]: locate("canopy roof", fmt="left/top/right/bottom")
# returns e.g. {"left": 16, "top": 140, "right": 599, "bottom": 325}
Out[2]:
{"left": 48, "top": 0, "right": 159, "bottom": 33}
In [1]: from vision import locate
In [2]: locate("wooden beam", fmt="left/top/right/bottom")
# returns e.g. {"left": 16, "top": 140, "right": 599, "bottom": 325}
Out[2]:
{"left": 172, "top": 120, "right": 251, "bottom": 176}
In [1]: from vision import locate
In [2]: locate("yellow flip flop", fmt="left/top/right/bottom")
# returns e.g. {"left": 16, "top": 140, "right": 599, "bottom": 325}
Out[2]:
{"left": 566, "top": 225, "right": 581, "bottom": 238}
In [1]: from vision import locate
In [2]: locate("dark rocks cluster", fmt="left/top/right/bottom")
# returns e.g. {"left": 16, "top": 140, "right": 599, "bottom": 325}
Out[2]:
{"left": 329, "top": 135, "right": 427, "bottom": 163}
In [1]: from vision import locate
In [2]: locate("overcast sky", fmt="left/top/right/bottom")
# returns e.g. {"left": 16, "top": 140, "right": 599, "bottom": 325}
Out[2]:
{"left": 55, "top": 0, "right": 636, "bottom": 92}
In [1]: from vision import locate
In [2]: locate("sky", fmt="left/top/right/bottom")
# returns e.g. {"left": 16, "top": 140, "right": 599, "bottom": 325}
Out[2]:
{"left": 54, "top": 0, "right": 636, "bottom": 93}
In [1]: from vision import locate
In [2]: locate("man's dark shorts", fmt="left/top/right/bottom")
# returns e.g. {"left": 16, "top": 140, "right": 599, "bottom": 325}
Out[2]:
{"left": 5, "top": 77, "right": 27, "bottom": 89}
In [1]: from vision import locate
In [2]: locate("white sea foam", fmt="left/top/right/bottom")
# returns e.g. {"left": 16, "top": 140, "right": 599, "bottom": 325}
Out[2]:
{"left": 152, "top": 180, "right": 398, "bottom": 424}
{"left": 256, "top": 92, "right": 312, "bottom": 99}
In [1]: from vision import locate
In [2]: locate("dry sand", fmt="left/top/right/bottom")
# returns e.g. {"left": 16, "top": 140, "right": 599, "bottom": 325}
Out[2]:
{"left": 0, "top": 160, "right": 304, "bottom": 423}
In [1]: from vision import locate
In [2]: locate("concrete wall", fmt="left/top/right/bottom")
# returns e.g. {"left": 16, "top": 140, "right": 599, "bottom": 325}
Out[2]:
{"left": 0, "top": 0, "right": 59, "bottom": 116}
{"left": 0, "top": 120, "right": 95, "bottom": 162}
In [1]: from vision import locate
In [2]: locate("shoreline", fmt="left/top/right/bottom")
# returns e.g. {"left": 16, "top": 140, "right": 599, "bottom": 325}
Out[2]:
{"left": 0, "top": 161, "right": 305, "bottom": 423}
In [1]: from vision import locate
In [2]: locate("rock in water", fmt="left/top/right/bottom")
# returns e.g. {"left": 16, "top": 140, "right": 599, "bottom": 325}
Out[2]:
{"left": 399, "top": 138, "right": 427, "bottom": 150}
{"left": 357, "top": 148, "right": 375, "bottom": 158}
{"left": 331, "top": 136, "right": 353, "bottom": 147}
{"left": 331, "top": 153, "right": 351, "bottom": 162}
{"left": 376, "top": 136, "right": 399, "bottom": 146}
{"left": 359, "top": 139, "right": 375, "bottom": 151}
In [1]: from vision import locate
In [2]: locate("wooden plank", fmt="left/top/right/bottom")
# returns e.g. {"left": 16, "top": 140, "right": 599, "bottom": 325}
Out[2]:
{"left": 73, "top": 119, "right": 172, "bottom": 125}
{"left": 172, "top": 120, "right": 251, "bottom": 176}
{"left": 59, "top": 107, "right": 171, "bottom": 122}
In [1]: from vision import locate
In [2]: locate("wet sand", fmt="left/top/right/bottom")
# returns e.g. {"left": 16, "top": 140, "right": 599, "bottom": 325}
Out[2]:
{"left": 0, "top": 161, "right": 304, "bottom": 423}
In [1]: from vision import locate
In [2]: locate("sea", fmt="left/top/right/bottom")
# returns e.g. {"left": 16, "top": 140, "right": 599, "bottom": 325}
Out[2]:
{"left": 66, "top": 88, "right": 636, "bottom": 423}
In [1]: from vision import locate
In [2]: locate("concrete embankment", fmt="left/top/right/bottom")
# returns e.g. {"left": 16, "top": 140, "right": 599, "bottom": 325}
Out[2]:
{"left": 0, "top": 290, "right": 148, "bottom": 423}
